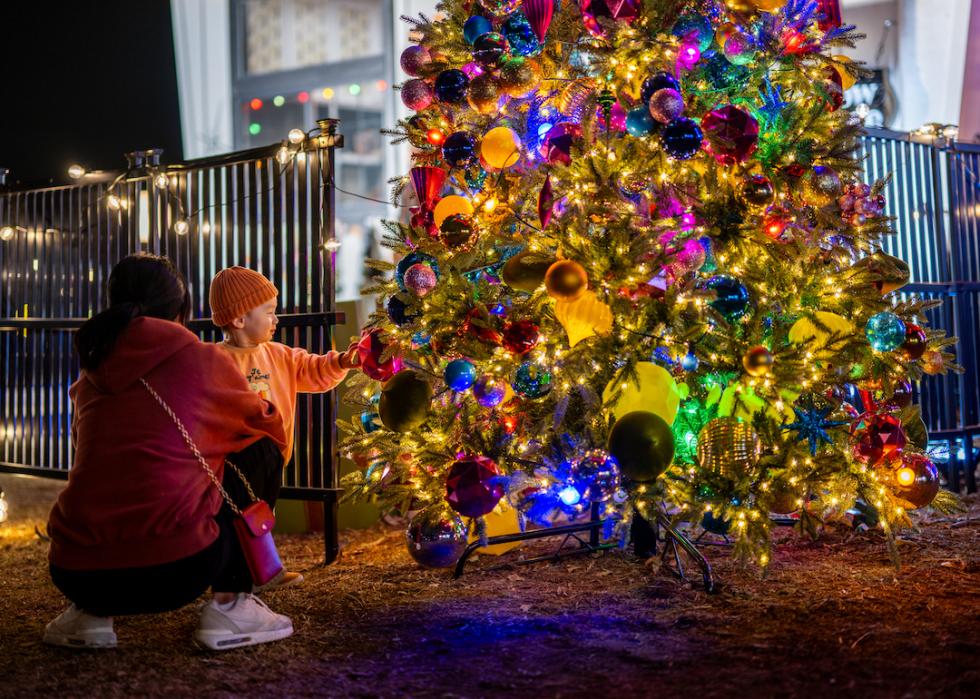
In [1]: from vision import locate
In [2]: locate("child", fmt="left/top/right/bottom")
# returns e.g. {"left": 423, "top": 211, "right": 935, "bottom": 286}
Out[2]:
{"left": 209, "top": 266, "right": 359, "bottom": 589}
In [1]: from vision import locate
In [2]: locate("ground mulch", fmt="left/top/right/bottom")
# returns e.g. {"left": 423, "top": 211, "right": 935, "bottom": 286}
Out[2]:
{"left": 1, "top": 473, "right": 978, "bottom": 699}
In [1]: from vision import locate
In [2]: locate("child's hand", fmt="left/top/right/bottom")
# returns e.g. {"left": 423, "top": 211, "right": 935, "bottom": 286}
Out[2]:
{"left": 339, "top": 340, "right": 360, "bottom": 370}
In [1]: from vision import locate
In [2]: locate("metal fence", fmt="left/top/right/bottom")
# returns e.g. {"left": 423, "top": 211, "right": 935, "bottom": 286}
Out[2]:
{"left": 859, "top": 128, "right": 980, "bottom": 492}
{"left": 0, "top": 119, "right": 347, "bottom": 559}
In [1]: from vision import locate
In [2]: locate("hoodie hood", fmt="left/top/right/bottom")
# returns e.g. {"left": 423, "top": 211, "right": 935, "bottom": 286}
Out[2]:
{"left": 85, "top": 317, "right": 199, "bottom": 394}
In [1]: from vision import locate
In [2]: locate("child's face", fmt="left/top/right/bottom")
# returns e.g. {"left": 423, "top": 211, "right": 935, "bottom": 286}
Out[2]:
{"left": 239, "top": 299, "right": 278, "bottom": 344}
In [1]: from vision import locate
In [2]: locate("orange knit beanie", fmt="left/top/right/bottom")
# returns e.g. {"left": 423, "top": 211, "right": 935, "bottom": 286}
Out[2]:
{"left": 209, "top": 266, "right": 278, "bottom": 327}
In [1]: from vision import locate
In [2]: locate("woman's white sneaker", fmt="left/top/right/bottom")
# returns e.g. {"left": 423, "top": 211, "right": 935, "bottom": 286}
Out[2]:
{"left": 194, "top": 593, "right": 293, "bottom": 651}
{"left": 42, "top": 604, "right": 117, "bottom": 649}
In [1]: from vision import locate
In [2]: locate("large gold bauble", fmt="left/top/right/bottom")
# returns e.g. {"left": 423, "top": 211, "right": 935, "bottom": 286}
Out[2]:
{"left": 501, "top": 251, "right": 553, "bottom": 292}
{"left": 804, "top": 166, "right": 842, "bottom": 205}
{"left": 696, "top": 417, "right": 762, "bottom": 479}
{"left": 742, "top": 345, "right": 774, "bottom": 377}
{"left": 467, "top": 73, "right": 500, "bottom": 114}
{"left": 498, "top": 58, "right": 537, "bottom": 98}
{"left": 544, "top": 259, "right": 588, "bottom": 301}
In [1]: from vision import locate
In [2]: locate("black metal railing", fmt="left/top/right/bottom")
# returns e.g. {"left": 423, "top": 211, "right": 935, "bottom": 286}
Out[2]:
{"left": 0, "top": 119, "right": 347, "bottom": 560}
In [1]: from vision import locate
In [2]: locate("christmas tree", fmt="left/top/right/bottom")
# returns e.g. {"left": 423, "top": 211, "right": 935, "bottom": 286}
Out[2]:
{"left": 340, "top": 0, "right": 961, "bottom": 569}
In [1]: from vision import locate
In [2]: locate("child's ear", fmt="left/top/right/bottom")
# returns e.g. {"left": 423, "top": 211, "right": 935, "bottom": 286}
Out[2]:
{"left": 230, "top": 315, "right": 247, "bottom": 329}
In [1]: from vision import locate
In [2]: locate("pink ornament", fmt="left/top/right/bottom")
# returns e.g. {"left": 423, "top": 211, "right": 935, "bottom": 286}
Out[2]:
{"left": 671, "top": 239, "right": 706, "bottom": 275}
{"left": 401, "top": 79, "right": 434, "bottom": 111}
{"left": 522, "top": 0, "right": 554, "bottom": 43}
{"left": 405, "top": 263, "right": 438, "bottom": 296}
{"left": 541, "top": 122, "right": 582, "bottom": 165}
{"left": 358, "top": 329, "right": 403, "bottom": 382}
{"left": 677, "top": 41, "right": 701, "bottom": 71}
{"left": 700, "top": 105, "right": 759, "bottom": 165}
{"left": 400, "top": 45, "right": 432, "bottom": 77}
{"left": 445, "top": 455, "right": 503, "bottom": 518}
{"left": 648, "top": 88, "right": 684, "bottom": 124}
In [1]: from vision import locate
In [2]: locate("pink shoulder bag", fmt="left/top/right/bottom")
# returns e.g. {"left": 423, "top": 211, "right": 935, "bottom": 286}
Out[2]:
{"left": 140, "top": 378, "right": 284, "bottom": 586}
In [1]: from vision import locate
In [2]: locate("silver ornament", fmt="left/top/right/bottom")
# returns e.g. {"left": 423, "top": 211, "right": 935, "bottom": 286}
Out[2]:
{"left": 405, "top": 503, "right": 469, "bottom": 568}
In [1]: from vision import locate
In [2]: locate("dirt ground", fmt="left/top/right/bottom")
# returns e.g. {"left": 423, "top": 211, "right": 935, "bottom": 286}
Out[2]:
{"left": 1, "top": 473, "right": 978, "bottom": 699}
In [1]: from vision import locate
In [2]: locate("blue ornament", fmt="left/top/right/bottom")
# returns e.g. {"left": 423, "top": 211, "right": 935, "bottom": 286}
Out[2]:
{"left": 473, "top": 375, "right": 506, "bottom": 407}
{"left": 444, "top": 359, "right": 478, "bottom": 392}
{"left": 783, "top": 402, "right": 848, "bottom": 456}
{"left": 672, "top": 14, "right": 714, "bottom": 52}
{"left": 661, "top": 117, "right": 703, "bottom": 159}
{"left": 434, "top": 69, "right": 469, "bottom": 103}
{"left": 489, "top": 298, "right": 511, "bottom": 316}
{"left": 681, "top": 352, "right": 700, "bottom": 372}
{"left": 412, "top": 331, "right": 431, "bottom": 347}
{"left": 625, "top": 106, "right": 657, "bottom": 136}
{"left": 698, "top": 236, "right": 717, "bottom": 272}
{"left": 442, "top": 132, "right": 477, "bottom": 167}
{"left": 653, "top": 346, "right": 676, "bottom": 366}
{"left": 865, "top": 312, "right": 906, "bottom": 352}
{"left": 502, "top": 12, "right": 541, "bottom": 56}
{"left": 395, "top": 252, "right": 439, "bottom": 291}
{"left": 386, "top": 294, "right": 419, "bottom": 327}
{"left": 704, "top": 275, "right": 750, "bottom": 321}
{"left": 361, "top": 409, "right": 381, "bottom": 433}
{"left": 640, "top": 71, "right": 681, "bottom": 104}
{"left": 463, "top": 16, "right": 493, "bottom": 44}
{"left": 558, "top": 485, "right": 581, "bottom": 508}
{"left": 512, "top": 361, "right": 552, "bottom": 398}
{"left": 757, "top": 77, "right": 789, "bottom": 129}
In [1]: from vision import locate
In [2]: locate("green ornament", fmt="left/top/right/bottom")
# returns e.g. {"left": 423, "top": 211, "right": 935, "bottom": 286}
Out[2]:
{"left": 379, "top": 370, "right": 432, "bottom": 432}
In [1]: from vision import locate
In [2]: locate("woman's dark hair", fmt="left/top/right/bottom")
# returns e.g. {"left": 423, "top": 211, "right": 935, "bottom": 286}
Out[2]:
{"left": 75, "top": 254, "right": 191, "bottom": 371}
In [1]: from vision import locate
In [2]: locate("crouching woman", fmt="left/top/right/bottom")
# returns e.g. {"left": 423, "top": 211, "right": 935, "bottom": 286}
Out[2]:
{"left": 45, "top": 253, "right": 292, "bottom": 651}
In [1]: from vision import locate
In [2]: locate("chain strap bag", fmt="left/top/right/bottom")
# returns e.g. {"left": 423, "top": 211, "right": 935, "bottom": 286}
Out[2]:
{"left": 141, "top": 379, "right": 284, "bottom": 586}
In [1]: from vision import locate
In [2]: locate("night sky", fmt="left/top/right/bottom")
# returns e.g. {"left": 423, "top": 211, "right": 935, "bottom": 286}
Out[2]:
{"left": 1, "top": 0, "right": 182, "bottom": 188}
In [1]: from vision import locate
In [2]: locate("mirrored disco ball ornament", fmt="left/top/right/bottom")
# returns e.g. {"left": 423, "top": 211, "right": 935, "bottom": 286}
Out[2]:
{"left": 648, "top": 88, "right": 685, "bottom": 124}
{"left": 405, "top": 503, "right": 468, "bottom": 568}
{"left": 512, "top": 360, "right": 552, "bottom": 398}
{"left": 865, "top": 312, "right": 906, "bottom": 352}
{"left": 696, "top": 417, "right": 762, "bottom": 479}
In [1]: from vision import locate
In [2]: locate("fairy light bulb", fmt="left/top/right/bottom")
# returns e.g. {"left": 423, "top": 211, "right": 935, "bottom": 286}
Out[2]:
{"left": 173, "top": 219, "right": 190, "bottom": 236}
{"left": 106, "top": 194, "right": 122, "bottom": 211}
{"left": 0, "top": 226, "right": 14, "bottom": 241}
{"left": 287, "top": 128, "right": 306, "bottom": 144}
{"left": 276, "top": 146, "right": 291, "bottom": 165}
{"left": 154, "top": 173, "right": 169, "bottom": 189}
{"left": 68, "top": 164, "right": 86, "bottom": 179}
{"left": 896, "top": 467, "right": 916, "bottom": 487}
{"left": 426, "top": 129, "right": 446, "bottom": 146}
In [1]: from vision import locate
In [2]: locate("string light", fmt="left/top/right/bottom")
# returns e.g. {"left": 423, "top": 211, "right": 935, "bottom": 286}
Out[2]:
{"left": 68, "top": 164, "right": 86, "bottom": 179}
{"left": 287, "top": 128, "right": 306, "bottom": 144}
{"left": 154, "top": 173, "right": 169, "bottom": 189}
{"left": 0, "top": 226, "right": 14, "bottom": 241}
{"left": 173, "top": 219, "right": 189, "bottom": 236}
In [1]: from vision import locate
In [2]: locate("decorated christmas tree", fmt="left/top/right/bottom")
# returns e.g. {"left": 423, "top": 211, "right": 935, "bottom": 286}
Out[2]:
{"left": 340, "top": 0, "right": 961, "bottom": 570}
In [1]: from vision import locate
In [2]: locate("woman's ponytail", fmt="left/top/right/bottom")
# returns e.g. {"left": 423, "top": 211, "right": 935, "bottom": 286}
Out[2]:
{"left": 74, "top": 255, "right": 191, "bottom": 371}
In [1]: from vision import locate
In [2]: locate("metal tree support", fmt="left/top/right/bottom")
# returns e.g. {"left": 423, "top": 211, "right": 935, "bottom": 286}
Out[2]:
{"left": 0, "top": 122, "right": 347, "bottom": 564}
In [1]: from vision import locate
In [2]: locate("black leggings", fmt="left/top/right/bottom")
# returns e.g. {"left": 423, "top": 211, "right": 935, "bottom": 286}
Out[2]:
{"left": 49, "top": 438, "right": 284, "bottom": 616}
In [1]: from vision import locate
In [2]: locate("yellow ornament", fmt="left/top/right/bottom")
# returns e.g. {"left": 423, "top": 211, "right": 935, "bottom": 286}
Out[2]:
{"left": 467, "top": 501, "right": 522, "bottom": 555}
{"left": 481, "top": 127, "right": 521, "bottom": 169}
{"left": 831, "top": 55, "right": 858, "bottom": 90}
{"left": 921, "top": 350, "right": 944, "bottom": 375}
{"left": 433, "top": 195, "right": 474, "bottom": 228}
{"left": 554, "top": 290, "right": 612, "bottom": 347}
{"left": 788, "top": 311, "right": 854, "bottom": 346}
{"left": 603, "top": 362, "right": 681, "bottom": 424}
{"left": 746, "top": 0, "right": 786, "bottom": 10}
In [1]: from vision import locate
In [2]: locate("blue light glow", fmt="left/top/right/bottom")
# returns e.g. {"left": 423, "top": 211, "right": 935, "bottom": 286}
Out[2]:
{"left": 558, "top": 485, "right": 581, "bottom": 507}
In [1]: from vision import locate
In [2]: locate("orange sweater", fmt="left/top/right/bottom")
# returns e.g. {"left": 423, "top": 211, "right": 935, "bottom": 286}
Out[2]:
{"left": 217, "top": 341, "right": 349, "bottom": 463}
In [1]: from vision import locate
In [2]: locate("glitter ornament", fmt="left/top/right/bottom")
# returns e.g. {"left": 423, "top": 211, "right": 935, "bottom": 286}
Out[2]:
{"left": 463, "top": 16, "right": 493, "bottom": 44}
{"left": 396, "top": 253, "right": 439, "bottom": 292}
{"left": 805, "top": 165, "right": 842, "bottom": 205}
{"left": 865, "top": 312, "right": 906, "bottom": 352}
{"left": 357, "top": 329, "right": 402, "bottom": 382}
{"left": 703, "top": 274, "right": 750, "bottom": 321}
{"left": 439, "top": 214, "right": 477, "bottom": 249}
{"left": 901, "top": 323, "right": 928, "bottom": 360}
{"left": 444, "top": 358, "right": 478, "bottom": 392}
{"left": 512, "top": 360, "right": 552, "bottom": 398}
{"left": 478, "top": 0, "right": 522, "bottom": 18}
{"left": 544, "top": 259, "right": 588, "bottom": 301}
{"left": 378, "top": 370, "right": 432, "bottom": 432}
{"left": 921, "top": 349, "right": 944, "bottom": 375}
{"left": 681, "top": 352, "right": 700, "bottom": 371}
{"left": 502, "top": 12, "right": 541, "bottom": 56}
{"left": 442, "top": 131, "right": 477, "bottom": 167}
{"left": 701, "top": 105, "right": 759, "bottom": 164}
{"left": 641, "top": 71, "right": 680, "bottom": 103}
{"left": 852, "top": 414, "right": 906, "bottom": 465}
{"left": 466, "top": 73, "right": 501, "bottom": 113}
{"left": 434, "top": 69, "right": 469, "bottom": 103}
{"left": 672, "top": 13, "right": 714, "bottom": 52}
{"left": 386, "top": 293, "right": 419, "bottom": 327}
{"left": 542, "top": 122, "right": 582, "bottom": 165}
{"left": 446, "top": 455, "right": 504, "bottom": 518}
{"left": 892, "top": 454, "right": 940, "bottom": 509}
{"left": 405, "top": 503, "right": 468, "bottom": 568}
{"left": 661, "top": 118, "right": 703, "bottom": 160}
{"left": 472, "top": 32, "right": 510, "bottom": 68}
{"left": 648, "top": 88, "right": 685, "bottom": 124}
{"left": 473, "top": 374, "right": 507, "bottom": 407}
{"left": 696, "top": 417, "right": 762, "bottom": 479}
{"left": 670, "top": 239, "right": 707, "bottom": 276}
{"left": 742, "top": 345, "right": 773, "bottom": 377}
{"left": 400, "top": 45, "right": 432, "bottom": 77}
{"left": 740, "top": 173, "right": 774, "bottom": 208}
{"left": 502, "top": 319, "right": 540, "bottom": 355}
{"left": 401, "top": 79, "right": 434, "bottom": 111}
{"left": 626, "top": 106, "right": 657, "bottom": 136}
{"left": 498, "top": 57, "right": 537, "bottom": 98}
{"left": 404, "top": 263, "right": 438, "bottom": 296}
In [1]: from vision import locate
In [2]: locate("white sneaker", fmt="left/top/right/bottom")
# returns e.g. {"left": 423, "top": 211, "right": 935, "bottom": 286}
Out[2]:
{"left": 42, "top": 604, "right": 117, "bottom": 649}
{"left": 194, "top": 593, "right": 293, "bottom": 651}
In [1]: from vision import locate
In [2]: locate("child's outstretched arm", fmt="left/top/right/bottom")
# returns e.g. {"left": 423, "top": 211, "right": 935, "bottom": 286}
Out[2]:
{"left": 289, "top": 340, "right": 359, "bottom": 393}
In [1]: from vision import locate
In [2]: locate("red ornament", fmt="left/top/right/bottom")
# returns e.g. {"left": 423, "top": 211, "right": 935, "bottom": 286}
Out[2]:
{"left": 852, "top": 413, "right": 907, "bottom": 465}
{"left": 445, "top": 455, "right": 504, "bottom": 518}
{"left": 892, "top": 453, "right": 940, "bottom": 509}
{"left": 541, "top": 123, "right": 582, "bottom": 165}
{"left": 901, "top": 323, "right": 927, "bottom": 360}
{"left": 816, "top": 0, "right": 842, "bottom": 31}
{"left": 538, "top": 174, "right": 555, "bottom": 229}
{"left": 409, "top": 166, "right": 447, "bottom": 209}
{"left": 426, "top": 128, "right": 446, "bottom": 146}
{"left": 461, "top": 307, "right": 503, "bottom": 345}
{"left": 357, "top": 329, "right": 403, "bottom": 382}
{"left": 782, "top": 163, "right": 806, "bottom": 181}
{"left": 887, "top": 380, "right": 914, "bottom": 409}
{"left": 762, "top": 207, "right": 791, "bottom": 241}
{"left": 522, "top": 0, "right": 555, "bottom": 43}
{"left": 782, "top": 28, "right": 809, "bottom": 55}
{"left": 502, "top": 319, "right": 541, "bottom": 355}
{"left": 700, "top": 105, "right": 759, "bottom": 165}
{"left": 823, "top": 67, "right": 844, "bottom": 112}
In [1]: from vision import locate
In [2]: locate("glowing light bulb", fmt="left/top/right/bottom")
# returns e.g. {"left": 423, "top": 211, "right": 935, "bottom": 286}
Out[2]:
{"left": 896, "top": 467, "right": 915, "bottom": 487}
{"left": 154, "top": 173, "right": 169, "bottom": 189}
{"left": 558, "top": 486, "right": 581, "bottom": 507}
{"left": 272, "top": 95, "right": 285, "bottom": 107}
{"left": 276, "top": 146, "right": 291, "bottom": 165}
{"left": 68, "top": 164, "right": 86, "bottom": 179}
{"left": 426, "top": 129, "right": 445, "bottom": 145}
{"left": 173, "top": 219, "right": 190, "bottom": 236}
{"left": 0, "top": 492, "right": 8, "bottom": 523}
{"left": 287, "top": 128, "right": 305, "bottom": 144}
{"left": 0, "top": 226, "right": 14, "bottom": 241}
{"left": 323, "top": 238, "right": 342, "bottom": 251}
{"left": 483, "top": 197, "right": 497, "bottom": 212}
{"left": 106, "top": 195, "right": 122, "bottom": 211}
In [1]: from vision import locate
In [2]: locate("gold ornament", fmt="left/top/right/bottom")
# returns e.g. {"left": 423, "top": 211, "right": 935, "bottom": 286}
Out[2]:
{"left": 554, "top": 290, "right": 612, "bottom": 347}
{"left": 501, "top": 251, "right": 553, "bottom": 292}
{"left": 467, "top": 73, "right": 500, "bottom": 114}
{"left": 433, "top": 195, "right": 474, "bottom": 228}
{"left": 831, "top": 55, "right": 858, "bottom": 90}
{"left": 740, "top": 173, "right": 775, "bottom": 208}
{"left": 742, "top": 345, "right": 774, "bottom": 377}
{"left": 851, "top": 252, "right": 910, "bottom": 295}
{"left": 805, "top": 166, "right": 842, "bottom": 205}
{"left": 481, "top": 126, "right": 522, "bottom": 169}
{"left": 696, "top": 417, "right": 762, "bottom": 479}
{"left": 769, "top": 483, "right": 799, "bottom": 514}
{"left": 921, "top": 349, "right": 944, "bottom": 375}
{"left": 498, "top": 58, "right": 537, "bottom": 98}
{"left": 544, "top": 259, "right": 588, "bottom": 301}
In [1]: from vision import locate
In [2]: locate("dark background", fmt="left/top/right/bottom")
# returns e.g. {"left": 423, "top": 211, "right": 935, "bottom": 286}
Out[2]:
{"left": 1, "top": 0, "right": 182, "bottom": 188}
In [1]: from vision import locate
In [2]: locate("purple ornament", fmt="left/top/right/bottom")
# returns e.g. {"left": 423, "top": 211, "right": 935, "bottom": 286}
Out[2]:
{"left": 541, "top": 122, "right": 582, "bottom": 165}
{"left": 473, "top": 375, "right": 507, "bottom": 407}
{"left": 701, "top": 105, "right": 759, "bottom": 165}
{"left": 671, "top": 239, "right": 707, "bottom": 276}
{"left": 649, "top": 88, "right": 684, "bottom": 124}
{"left": 405, "top": 263, "right": 438, "bottom": 296}
{"left": 445, "top": 455, "right": 503, "bottom": 518}
{"left": 400, "top": 45, "right": 432, "bottom": 77}
{"left": 401, "top": 79, "right": 434, "bottom": 111}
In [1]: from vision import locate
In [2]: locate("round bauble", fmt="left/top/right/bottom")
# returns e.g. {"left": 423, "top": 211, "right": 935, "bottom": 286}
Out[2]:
{"left": 865, "top": 312, "right": 906, "bottom": 352}
{"left": 741, "top": 173, "right": 775, "bottom": 208}
{"left": 703, "top": 274, "right": 750, "bottom": 322}
{"left": 473, "top": 374, "right": 507, "bottom": 407}
{"left": 404, "top": 263, "right": 437, "bottom": 296}
{"left": 502, "top": 12, "right": 541, "bottom": 56}
{"left": 379, "top": 370, "right": 432, "bottom": 432}
{"left": 607, "top": 411, "right": 675, "bottom": 482}
{"left": 544, "top": 259, "right": 588, "bottom": 301}
{"left": 467, "top": 73, "right": 501, "bottom": 114}
{"left": 442, "top": 131, "right": 477, "bottom": 167}
{"left": 444, "top": 358, "right": 478, "bottom": 392}
{"left": 805, "top": 165, "right": 842, "bottom": 205}
{"left": 463, "top": 15, "right": 493, "bottom": 44}
{"left": 888, "top": 380, "right": 914, "bottom": 409}
{"left": 921, "top": 349, "right": 944, "bottom": 375}
{"left": 649, "top": 87, "right": 685, "bottom": 124}
{"left": 401, "top": 79, "right": 434, "bottom": 111}
{"left": 433, "top": 195, "right": 474, "bottom": 228}
{"left": 742, "top": 345, "right": 774, "bottom": 377}
{"left": 400, "top": 45, "right": 432, "bottom": 77}
{"left": 640, "top": 71, "right": 681, "bottom": 104}
{"left": 501, "top": 251, "right": 553, "bottom": 292}
{"left": 498, "top": 57, "right": 537, "bottom": 98}
{"left": 723, "top": 31, "right": 755, "bottom": 65}
{"left": 434, "top": 69, "right": 469, "bottom": 103}
{"left": 901, "top": 323, "right": 928, "bottom": 360}
{"left": 671, "top": 13, "right": 714, "bottom": 52}
{"left": 696, "top": 417, "right": 762, "bottom": 479}
{"left": 512, "top": 360, "right": 552, "bottom": 398}
{"left": 446, "top": 454, "right": 504, "bottom": 518}
{"left": 396, "top": 251, "right": 439, "bottom": 290}
{"left": 405, "top": 503, "right": 468, "bottom": 568}
{"left": 472, "top": 32, "right": 509, "bottom": 68}
{"left": 502, "top": 319, "right": 540, "bottom": 355}
{"left": 481, "top": 126, "right": 522, "bottom": 169}
{"left": 892, "top": 453, "right": 940, "bottom": 509}
{"left": 626, "top": 106, "right": 657, "bottom": 136}
{"left": 701, "top": 105, "right": 759, "bottom": 164}
{"left": 569, "top": 450, "right": 622, "bottom": 506}
{"left": 439, "top": 213, "right": 477, "bottom": 250}
{"left": 661, "top": 117, "right": 703, "bottom": 160}
{"left": 386, "top": 293, "right": 419, "bottom": 327}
